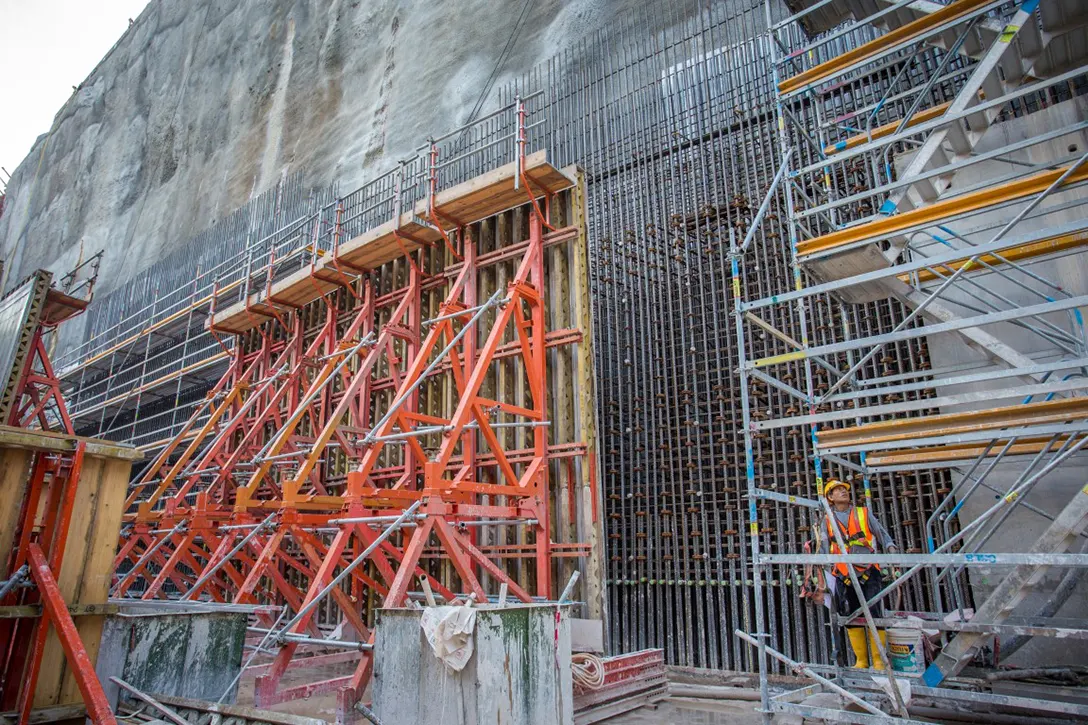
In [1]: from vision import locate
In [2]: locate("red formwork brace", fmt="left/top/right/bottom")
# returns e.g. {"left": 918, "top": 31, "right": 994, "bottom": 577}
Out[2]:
{"left": 8, "top": 326, "right": 75, "bottom": 433}
{"left": 0, "top": 258, "right": 120, "bottom": 723}
{"left": 111, "top": 98, "right": 595, "bottom": 721}
{"left": 0, "top": 437, "right": 120, "bottom": 722}
{"left": 251, "top": 211, "right": 552, "bottom": 711}
{"left": 25, "top": 543, "right": 118, "bottom": 725}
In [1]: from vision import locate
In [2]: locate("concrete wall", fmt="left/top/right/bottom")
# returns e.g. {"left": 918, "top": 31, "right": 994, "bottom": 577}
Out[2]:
{"left": 95, "top": 608, "right": 248, "bottom": 706}
{"left": 373, "top": 605, "right": 574, "bottom": 725}
{"left": 0, "top": 0, "right": 683, "bottom": 298}
{"left": 919, "top": 97, "right": 1088, "bottom": 666}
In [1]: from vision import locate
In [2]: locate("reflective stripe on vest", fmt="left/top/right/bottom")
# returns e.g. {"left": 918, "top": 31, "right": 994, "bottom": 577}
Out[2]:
{"left": 827, "top": 507, "right": 877, "bottom": 578}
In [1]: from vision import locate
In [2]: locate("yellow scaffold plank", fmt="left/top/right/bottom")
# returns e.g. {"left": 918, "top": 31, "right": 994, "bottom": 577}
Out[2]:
{"left": 825, "top": 102, "right": 951, "bottom": 155}
{"left": 867, "top": 435, "right": 1073, "bottom": 466}
{"left": 902, "top": 229, "right": 1088, "bottom": 283}
{"left": 818, "top": 397, "right": 1088, "bottom": 450}
{"left": 778, "top": 0, "right": 995, "bottom": 95}
{"left": 796, "top": 163, "right": 1088, "bottom": 258}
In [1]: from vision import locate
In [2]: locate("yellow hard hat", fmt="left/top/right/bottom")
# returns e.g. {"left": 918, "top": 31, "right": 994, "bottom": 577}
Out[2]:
{"left": 823, "top": 479, "right": 850, "bottom": 497}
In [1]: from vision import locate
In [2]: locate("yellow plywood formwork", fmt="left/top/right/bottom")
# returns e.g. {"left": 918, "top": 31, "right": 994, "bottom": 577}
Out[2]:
{"left": 0, "top": 425, "right": 141, "bottom": 710}
{"left": 210, "top": 151, "right": 575, "bottom": 334}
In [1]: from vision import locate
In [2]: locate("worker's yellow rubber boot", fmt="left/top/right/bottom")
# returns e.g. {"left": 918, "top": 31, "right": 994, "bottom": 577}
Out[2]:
{"left": 847, "top": 627, "right": 869, "bottom": 668}
{"left": 868, "top": 630, "right": 887, "bottom": 670}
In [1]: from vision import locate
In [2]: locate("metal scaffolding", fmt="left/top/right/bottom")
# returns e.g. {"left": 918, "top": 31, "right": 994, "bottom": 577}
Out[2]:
{"left": 49, "top": 0, "right": 1088, "bottom": 700}
{"left": 58, "top": 0, "right": 989, "bottom": 678}
{"left": 738, "top": 0, "right": 1088, "bottom": 721}
{"left": 502, "top": 0, "right": 964, "bottom": 671}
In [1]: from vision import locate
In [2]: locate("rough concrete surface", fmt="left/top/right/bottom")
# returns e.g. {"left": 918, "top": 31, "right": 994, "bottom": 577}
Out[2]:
{"left": 0, "top": 0, "right": 691, "bottom": 298}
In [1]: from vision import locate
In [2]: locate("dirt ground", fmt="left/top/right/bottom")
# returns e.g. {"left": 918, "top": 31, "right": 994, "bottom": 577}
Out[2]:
{"left": 237, "top": 678, "right": 762, "bottom": 724}
{"left": 606, "top": 697, "right": 763, "bottom": 724}
{"left": 234, "top": 658, "right": 763, "bottom": 724}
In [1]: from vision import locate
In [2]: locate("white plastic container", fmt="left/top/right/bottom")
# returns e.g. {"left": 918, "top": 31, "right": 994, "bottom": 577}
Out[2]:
{"left": 887, "top": 627, "right": 925, "bottom": 674}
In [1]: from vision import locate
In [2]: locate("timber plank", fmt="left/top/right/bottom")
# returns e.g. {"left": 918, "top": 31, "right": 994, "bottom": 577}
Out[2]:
{"left": 818, "top": 397, "right": 1088, "bottom": 449}
{"left": 0, "top": 425, "right": 142, "bottom": 461}
{"left": 568, "top": 168, "right": 604, "bottom": 619}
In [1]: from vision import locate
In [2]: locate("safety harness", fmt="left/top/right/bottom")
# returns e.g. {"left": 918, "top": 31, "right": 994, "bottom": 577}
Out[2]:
{"left": 826, "top": 507, "right": 878, "bottom": 580}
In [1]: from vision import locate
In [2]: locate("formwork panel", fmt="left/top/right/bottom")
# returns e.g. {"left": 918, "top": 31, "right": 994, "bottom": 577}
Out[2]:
{"left": 0, "top": 425, "right": 141, "bottom": 709}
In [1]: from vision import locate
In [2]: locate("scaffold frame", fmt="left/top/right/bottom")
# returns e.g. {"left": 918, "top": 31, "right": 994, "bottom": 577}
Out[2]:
{"left": 736, "top": 0, "right": 1088, "bottom": 721}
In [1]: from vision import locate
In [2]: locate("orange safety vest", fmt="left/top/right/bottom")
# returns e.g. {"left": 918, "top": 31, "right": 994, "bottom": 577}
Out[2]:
{"left": 826, "top": 507, "right": 878, "bottom": 578}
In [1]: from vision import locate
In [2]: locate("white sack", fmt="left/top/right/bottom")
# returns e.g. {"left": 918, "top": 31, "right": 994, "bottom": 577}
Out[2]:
{"left": 420, "top": 605, "right": 477, "bottom": 671}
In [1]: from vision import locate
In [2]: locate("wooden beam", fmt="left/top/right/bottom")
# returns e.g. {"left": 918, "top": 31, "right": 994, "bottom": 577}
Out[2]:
{"left": 902, "top": 229, "right": 1088, "bottom": 283}
{"left": 818, "top": 397, "right": 1088, "bottom": 449}
{"left": 0, "top": 603, "right": 118, "bottom": 619}
{"left": 798, "top": 163, "right": 1088, "bottom": 258}
{"left": 0, "top": 704, "right": 86, "bottom": 724}
{"left": 0, "top": 424, "right": 143, "bottom": 461}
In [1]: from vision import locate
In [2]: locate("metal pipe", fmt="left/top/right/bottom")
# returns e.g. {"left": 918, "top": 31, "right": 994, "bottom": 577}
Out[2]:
{"left": 0, "top": 565, "right": 29, "bottom": 600}
{"left": 111, "top": 521, "right": 187, "bottom": 594}
{"left": 111, "top": 677, "right": 190, "bottom": 725}
{"left": 181, "top": 513, "right": 277, "bottom": 600}
{"left": 369, "top": 425, "right": 445, "bottom": 442}
{"left": 559, "top": 570, "right": 580, "bottom": 602}
{"left": 735, "top": 630, "right": 887, "bottom": 718}
{"left": 355, "top": 702, "right": 386, "bottom": 725}
{"left": 247, "top": 628, "right": 374, "bottom": 651}
{"left": 326, "top": 513, "right": 427, "bottom": 526}
{"left": 278, "top": 500, "right": 423, "bottom": 635}
{"left": 361, "top": 291, "right": 505, "bottom": 444}
{"left": 738, "top": 147, "right": 793, "bottom": 254}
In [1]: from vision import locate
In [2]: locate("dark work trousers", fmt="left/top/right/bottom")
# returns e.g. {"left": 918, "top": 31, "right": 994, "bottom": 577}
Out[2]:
{"left": 836, "top": 566, "right": 884, "bottom": 620}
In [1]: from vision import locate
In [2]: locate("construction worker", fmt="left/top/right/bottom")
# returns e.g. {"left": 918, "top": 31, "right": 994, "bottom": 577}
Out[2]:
{"left": 818, "top": 479, "right": 898, "bottom": 669}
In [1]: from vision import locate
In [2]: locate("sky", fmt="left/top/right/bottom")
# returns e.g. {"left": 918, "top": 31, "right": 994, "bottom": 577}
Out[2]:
{"left": 0, "top": 0, "right": 151, "bottom": 187}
